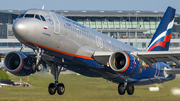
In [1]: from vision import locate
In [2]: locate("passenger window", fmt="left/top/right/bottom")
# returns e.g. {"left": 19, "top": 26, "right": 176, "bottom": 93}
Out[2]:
{"left": 24, "top": 14, "right": 34, "bottom": 18}
{"left": 40, "top": 15, "right": 46, "bottom": 21}
{"left": 35, "top": 15, "right": 41, "bottom": 20}
{"left": 18, "top": 14, "right": 24, "bottom": 18}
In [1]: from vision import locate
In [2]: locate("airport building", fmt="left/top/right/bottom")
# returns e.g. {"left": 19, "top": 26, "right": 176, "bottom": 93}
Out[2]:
{"left": 0, "top": 10, "right": 180, "bottom": 51}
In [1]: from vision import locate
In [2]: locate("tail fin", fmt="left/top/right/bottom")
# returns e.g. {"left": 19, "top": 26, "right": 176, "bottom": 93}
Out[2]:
{"left": 147, "top": 6, "right": 176, "bottom": 51}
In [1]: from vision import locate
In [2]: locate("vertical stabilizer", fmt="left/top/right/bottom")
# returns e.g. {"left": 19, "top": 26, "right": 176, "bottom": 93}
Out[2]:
{"left": 147, "top": 6, "right": 175, "bottom": 51}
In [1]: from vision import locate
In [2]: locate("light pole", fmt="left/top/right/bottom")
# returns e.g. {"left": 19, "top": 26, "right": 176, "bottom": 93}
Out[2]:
{"left": 136, "top": 11, "right": 140, "bottom": 48}
{"left": 128, "top": 11, "right": 130, "bottom": 45}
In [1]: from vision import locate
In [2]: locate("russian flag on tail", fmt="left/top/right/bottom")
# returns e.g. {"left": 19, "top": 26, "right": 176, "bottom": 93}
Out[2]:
{"left": 147, "top": 6, "right": 175, "bottom": 51}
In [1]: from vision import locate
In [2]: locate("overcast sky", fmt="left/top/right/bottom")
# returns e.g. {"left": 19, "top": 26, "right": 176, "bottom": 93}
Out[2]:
{"left": 1, "top": 0, "right": 180, "bottom": 14}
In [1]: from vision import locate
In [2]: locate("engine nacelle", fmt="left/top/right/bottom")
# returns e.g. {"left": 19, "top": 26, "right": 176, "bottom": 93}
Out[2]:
{"left": 109, "top": 51, "right": 141, "bottom": 76}
{"left": 4, "top": 51, "right": 33, "bottom": 76}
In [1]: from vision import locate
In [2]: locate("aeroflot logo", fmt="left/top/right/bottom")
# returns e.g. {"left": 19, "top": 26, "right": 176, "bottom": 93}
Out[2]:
{"left": 46, "top": 16, "right": 54, "bottom": 25}
{"left": 147, "top": 19, "right": 174, "bottom": 51}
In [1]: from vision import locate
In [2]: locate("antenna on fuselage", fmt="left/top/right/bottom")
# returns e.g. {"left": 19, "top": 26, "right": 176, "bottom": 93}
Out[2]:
{"left": 42, "top": 5, "right": 44, "bottom": 9}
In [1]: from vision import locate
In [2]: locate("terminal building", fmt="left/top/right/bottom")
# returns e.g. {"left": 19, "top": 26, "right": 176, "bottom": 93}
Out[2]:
{"left": 0, "top": 9, "right": 180, "bottom": 51}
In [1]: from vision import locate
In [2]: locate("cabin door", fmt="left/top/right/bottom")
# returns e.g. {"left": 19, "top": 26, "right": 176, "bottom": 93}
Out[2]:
{"left": 50, "top": 12, "right": 60, "bottom": 34}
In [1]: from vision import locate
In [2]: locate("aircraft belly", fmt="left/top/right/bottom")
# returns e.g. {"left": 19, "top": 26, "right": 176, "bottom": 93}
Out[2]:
{"left": 54, "top": 54, "right": 175, "bottom": 85}
{"left": 44, "top": 47, "right": 175, "bottom": 85}
{"left": 23, "top": 41, "right": 177, "bottom": 86}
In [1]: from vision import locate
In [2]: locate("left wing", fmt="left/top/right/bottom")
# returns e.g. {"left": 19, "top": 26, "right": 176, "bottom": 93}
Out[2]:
{"left": 131, "top": 51, "right": 180, "bottom": 67}
{"left": 93, "top": 51, "right": 180, "bottom": 69}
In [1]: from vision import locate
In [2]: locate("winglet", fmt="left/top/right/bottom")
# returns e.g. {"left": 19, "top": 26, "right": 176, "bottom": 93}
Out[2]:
{"left": 147, "top": 6, "right": 176, "bottom": 51}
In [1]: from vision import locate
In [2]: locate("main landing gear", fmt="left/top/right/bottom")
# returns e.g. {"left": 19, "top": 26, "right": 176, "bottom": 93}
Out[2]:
{"left": 118, "top": 76, "right": 134, "bottom": 95}
{"left": 48, "top": 63, "right": 65, "bottom": 95}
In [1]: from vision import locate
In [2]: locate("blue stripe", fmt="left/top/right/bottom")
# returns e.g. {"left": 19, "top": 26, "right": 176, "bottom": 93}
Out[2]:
{"left": 148, "top": 6, "right": 175, "bottom": 50}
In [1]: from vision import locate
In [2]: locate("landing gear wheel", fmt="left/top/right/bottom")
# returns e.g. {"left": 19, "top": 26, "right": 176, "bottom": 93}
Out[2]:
{"left": 127, "top": 83, "right": 134, "bottom": 95}
{"left": 48, "top": 63, "right": 64, "bottom": 95}
{"left": 48, "top": 83, "right": 56, "bottom": 95}
{"left": 57, "top": 83, "right": 65, "bottom": 95}
{"left": 118, "top": 83, "right": 125, "bottom": 95}
{"left": 32, "top": 64, "right": 36, "bottom": 74}
{"left": 36, "top": 65, "right": 41, "bottom": 72}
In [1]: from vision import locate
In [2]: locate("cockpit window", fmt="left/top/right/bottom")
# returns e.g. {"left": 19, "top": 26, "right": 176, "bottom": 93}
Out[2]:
{"left": 35, "top": 14, "right": 41, "bottom": 20}
{"left": 24, "top": 14, "right": 34, "bottom": 18}
{"left": 18, "top": 14, "right": 24, "bottom": 18}
{"left": 40, "top": 15, "right": 46, "bottom": 21}
{"left": 22, "top": 13, "right": 46, "bottom": 22}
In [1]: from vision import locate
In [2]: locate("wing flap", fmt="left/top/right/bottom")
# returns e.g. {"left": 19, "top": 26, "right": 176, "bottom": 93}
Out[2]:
{"left": 131, "top": 51, "right": 180, "bottom": 65}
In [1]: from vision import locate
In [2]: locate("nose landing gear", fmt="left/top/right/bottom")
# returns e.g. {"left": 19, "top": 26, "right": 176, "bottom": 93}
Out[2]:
{"left": 32, "top": 48, "right": 42, "bottom": 73}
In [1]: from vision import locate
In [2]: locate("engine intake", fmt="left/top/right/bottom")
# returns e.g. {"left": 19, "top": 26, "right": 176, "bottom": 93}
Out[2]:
{"left": 109, "top": 51, "right": 141, "bottom": 76}
{"left": 4, "top": 51, "right": 33, "bottom": 76}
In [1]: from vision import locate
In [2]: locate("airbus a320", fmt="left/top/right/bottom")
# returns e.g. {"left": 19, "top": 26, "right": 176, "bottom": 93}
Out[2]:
{"left": 1, "top": 6, "right": 180, "bottom": 95}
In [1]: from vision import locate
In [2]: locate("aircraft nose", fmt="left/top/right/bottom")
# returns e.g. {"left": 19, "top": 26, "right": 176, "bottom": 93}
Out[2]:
{"left": 12, "top": 19, "right": 28, "bottom": 40}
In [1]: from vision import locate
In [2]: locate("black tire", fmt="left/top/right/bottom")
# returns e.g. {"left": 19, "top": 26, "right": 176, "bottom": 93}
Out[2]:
{"left": 127, "top": 83, "right": 134, "bottom": 95}
{"left": 118, "top": 83, "right": 125, "bottom": 95}
{"left": 48, "top": 83, "right": 56, "bottom": 95}
{"left": 36, "top": 65, "right": 41, "bottom": 72}
{"left": 32, "top": 64, "right": 36, "bottom": 74}
{"left": 57, "top": 83, "right": 65, "bottom": 95}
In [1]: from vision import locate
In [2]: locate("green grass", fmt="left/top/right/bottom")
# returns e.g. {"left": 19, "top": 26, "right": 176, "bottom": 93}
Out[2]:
{"left": 0, "top": 70, "right": 9, "bottom": 79}
{"left": 0, "top": 73, "right": 180, "bottom": 101}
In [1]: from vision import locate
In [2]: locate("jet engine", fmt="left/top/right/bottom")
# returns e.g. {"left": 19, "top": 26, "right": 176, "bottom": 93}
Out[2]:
{"left": 4, "top": 51, "right": 34, "bottom": 76}
{"left": 109, "top": 51, "right": 141, "bottom": 76}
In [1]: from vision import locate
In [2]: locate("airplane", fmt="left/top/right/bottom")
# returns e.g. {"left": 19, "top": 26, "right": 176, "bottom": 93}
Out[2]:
{"left": 1, "top": 6, "right": 180, "bottom": 95}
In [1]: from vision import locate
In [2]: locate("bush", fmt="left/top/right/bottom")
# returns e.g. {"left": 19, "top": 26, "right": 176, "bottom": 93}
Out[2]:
{"left": 0, "top": 69, "right": 9, "bottom": 79}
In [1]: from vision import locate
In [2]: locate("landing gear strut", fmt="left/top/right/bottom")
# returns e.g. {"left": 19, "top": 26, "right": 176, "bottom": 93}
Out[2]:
{"left": 118, "top": 76, "right": 134, "bottom": 95}
{"left": 48, "top": 63, "right": 65, "bottom": 95}
{"left": 32, "top": 48, "right": 42, "bottom": 73}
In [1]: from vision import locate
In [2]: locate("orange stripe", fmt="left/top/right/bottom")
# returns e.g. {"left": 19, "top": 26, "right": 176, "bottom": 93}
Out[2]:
{"left": 11, "top": 53, "right": 24, "bottom": 74}
{"left": 25, "top": 42, "right": 94, "bottom": 60}
{"left": 120, "top": 52, "right": 130, "bottom": 73}
{"left": 145, "top": 63, "right": 154, "bottom": 67}
{"left": 145, "top": 64, "right": 149, "bottom": 67}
